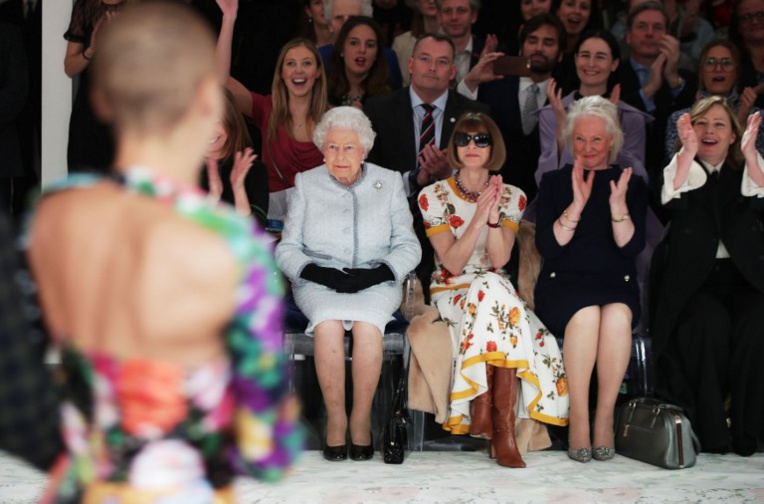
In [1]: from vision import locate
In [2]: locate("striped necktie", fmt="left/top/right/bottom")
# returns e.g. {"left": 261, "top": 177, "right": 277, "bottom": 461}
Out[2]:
{"left": 522, "top": 83, "right": 539, "bottom": 136}
{"left": 418, "top": 103, "right": 435, "bottom": 169}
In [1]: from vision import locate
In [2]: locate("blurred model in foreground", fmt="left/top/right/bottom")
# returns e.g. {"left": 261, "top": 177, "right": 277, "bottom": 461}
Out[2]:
{"left": 27, "top": 3, "right": 301, "bottom": 502}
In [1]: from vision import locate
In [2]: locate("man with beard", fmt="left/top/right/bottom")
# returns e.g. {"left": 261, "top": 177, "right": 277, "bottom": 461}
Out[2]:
{"left": 457, "top": 14, "right": 565, "bottom": 201}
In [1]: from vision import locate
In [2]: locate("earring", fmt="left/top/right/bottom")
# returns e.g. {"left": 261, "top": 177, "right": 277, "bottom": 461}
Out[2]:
{"left": 308, "top": 16, "right": 313, "bottom": 24}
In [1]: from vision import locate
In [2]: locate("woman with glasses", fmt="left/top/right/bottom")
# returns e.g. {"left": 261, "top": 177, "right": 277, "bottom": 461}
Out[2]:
{"left": 417, "top": 112, "right": 569, "bottom": 469}
{"left": 534, "top": 96, "right": 648, "bottom": 463}
{"left": 729, "top": 0, "right": 764, "bottom": 109}
{"left": 665, "top": 40, "right": 764, "bottom": 164}
{"left": 652, "top": 97, "right": 764, "bottom": 455}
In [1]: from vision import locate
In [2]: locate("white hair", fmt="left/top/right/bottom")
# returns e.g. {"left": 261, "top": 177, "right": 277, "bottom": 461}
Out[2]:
{"left": 313, "top": 106, "right": 376, "bottom": 157}
{"left": 564, "top": 95, "right": 624, "bottom": 163}
{"left": 324, "top": 0, "right": 373, "bottom": 22}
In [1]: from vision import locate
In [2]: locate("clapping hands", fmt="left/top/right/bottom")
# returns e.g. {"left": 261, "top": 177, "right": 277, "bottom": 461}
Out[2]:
{"left": 571, "top": 156, "right": 594, "bottom": 213}
{"left": 475, "top": 175, "right": 503, "bottom": 227}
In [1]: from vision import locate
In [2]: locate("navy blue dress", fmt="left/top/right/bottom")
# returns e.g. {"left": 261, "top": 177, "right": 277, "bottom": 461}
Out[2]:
{"left": 533, "top": 164, "right": 648, "bottom": 336}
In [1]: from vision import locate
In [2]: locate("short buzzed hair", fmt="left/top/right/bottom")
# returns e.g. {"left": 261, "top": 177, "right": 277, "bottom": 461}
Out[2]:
{"left": 92, "top": 2, "right": 216, "bottom": 133}
{"left": 434, "top": 0, "right": 482, "bottom": 12}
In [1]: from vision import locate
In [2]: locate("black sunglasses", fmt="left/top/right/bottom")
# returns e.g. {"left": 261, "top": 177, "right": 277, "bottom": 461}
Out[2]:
{"left": 453, "top": 131, "right": 492, "bottom": 148}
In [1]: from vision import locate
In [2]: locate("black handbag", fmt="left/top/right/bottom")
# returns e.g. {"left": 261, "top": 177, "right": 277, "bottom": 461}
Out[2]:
{"left": 615, "top": 397, "right": 701, "bottom": 469}
{"left": 382, "top": 373, "right": 409, "bottom": 464}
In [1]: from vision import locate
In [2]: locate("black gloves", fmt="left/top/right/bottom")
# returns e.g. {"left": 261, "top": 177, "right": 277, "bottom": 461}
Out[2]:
{"left": 300, "top": 263, "right": 395, "bottom": 293}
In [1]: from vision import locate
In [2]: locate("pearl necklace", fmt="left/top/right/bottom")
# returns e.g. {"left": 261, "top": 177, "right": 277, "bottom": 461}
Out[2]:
{"left": 454, "top": 172, "right": 488, "bottom": 202}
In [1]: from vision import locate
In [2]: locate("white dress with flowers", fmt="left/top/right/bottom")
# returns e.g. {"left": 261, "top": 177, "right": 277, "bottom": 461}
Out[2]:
{"left": 418, "top": 177, "right": 569, "bottom": 433}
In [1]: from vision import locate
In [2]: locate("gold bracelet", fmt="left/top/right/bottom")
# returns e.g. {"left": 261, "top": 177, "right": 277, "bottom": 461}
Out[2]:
{"left": 557, "top": 218, "right": 576, "bottom": 232}
{"left": 563, "top": 208, "right": 580, "bottom": 223}
{"left": 611, "top": 213, "right": 630, "bottom": 223}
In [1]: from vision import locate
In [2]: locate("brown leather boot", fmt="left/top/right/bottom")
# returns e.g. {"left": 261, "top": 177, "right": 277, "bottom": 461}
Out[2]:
{"left": 469, "top": 364, "right": 494, "bottom": 439}
{"left": 491, "top": 367, "right": 526, "bottom": 468}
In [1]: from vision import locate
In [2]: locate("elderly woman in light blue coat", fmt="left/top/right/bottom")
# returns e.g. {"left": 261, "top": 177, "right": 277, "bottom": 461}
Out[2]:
{"left": 276, "top": 106, "right": 421, "bottom": 463}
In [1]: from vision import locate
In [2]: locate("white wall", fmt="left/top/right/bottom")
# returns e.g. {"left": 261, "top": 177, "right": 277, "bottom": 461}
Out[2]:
{"left": 41, "top": 0, "right": 72, "bottom": 186}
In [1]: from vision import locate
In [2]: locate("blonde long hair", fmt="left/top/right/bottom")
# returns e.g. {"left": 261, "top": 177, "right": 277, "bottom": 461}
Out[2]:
{"left": 267, "top": 38, "right": 329, "bottom": 144}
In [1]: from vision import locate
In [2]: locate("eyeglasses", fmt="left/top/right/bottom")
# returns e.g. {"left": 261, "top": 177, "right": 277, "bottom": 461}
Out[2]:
{"left": 738, "top": 11, "right": 764, "bottom": 23}
{"left": 453, "top": 131, "right": 492, "bottom": 148}
{"left": 704, "top": 57, "right": 735, "bottom": 71}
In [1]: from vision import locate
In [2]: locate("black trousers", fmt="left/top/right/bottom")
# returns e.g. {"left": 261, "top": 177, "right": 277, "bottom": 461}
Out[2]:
{"left": 674, "top": 259, "right": 764, "bottom": 455}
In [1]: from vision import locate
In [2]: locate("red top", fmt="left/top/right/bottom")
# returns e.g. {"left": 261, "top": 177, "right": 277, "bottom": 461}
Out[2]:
{"left": 250, "top": 93, "right": 324, "bottom": 192}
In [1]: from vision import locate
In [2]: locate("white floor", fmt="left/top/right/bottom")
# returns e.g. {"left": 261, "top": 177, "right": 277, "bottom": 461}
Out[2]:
{"left": 2, "top": 449, "right": 764, "bottom": 503}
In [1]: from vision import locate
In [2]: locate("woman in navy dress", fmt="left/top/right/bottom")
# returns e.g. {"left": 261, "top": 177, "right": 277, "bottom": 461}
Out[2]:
{"left": 534, "top": 96, "right": 648, "bottom": 462}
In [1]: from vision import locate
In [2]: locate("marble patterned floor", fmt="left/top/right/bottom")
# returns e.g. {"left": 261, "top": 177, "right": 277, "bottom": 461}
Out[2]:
{"left": 2, "top": 449, "right": 763, "bottom": 503}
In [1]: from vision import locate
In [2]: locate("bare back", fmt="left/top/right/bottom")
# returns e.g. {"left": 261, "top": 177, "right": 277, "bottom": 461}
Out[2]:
{"left": 28, "top": 182, "right": 239, "bottom": 368}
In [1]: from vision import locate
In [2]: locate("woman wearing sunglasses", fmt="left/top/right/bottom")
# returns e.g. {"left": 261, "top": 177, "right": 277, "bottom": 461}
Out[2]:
{"left": 665, "top": 39, "right": 764, "bottom": 165}
{"left": 417, "top": 112, "right": 569, "bottom": 469}
{"left": 534, "top": 96, "right": 648, "bottom": 463}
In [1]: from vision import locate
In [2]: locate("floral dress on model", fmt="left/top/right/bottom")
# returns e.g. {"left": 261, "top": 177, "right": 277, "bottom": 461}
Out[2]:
{"left": 28, "top": 169, "right": 302, "bottom": 503}
{"left": 418, "top": 178, "right": 569, "bottom": 433}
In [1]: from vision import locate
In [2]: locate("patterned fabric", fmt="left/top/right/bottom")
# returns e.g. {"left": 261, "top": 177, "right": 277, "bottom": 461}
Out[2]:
{"left": 28, "top": 168, "right": 301, "bottom": 502}
{"left": 521, "top": 83, "right": 539, "bottom": 136}
{"left": 0, "top": 213, "right": 62, "bottom": 471}
{"left": 417, "top": 103, "right": 435, "bottom": 170}
{"left": 417, "top": 178, "right": 569, "bottom": 433}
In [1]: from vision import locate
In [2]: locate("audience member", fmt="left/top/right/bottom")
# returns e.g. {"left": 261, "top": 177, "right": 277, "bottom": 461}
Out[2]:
{"left": 327, "top": 16, "right": 393, "bottom": 107}
{"left": 618, "top": 1, "right": 696, "bottom": 183}
{"left": 611, "top": 0, "right": 714, "bottom": 69}
{"left": 392, "top": 0, "right": 440, "bottom": 86}
{"left": 216, "top": 0, "right": 328, "bottom": 222}
{"left": 28, "top": 4, "right": 301, "bottom": 500}
{"left": 321, "top": 0, "right": 404, "bottom": 88}
{"left": 551, "top": 0, "right": 602, "bottom": 94}
{"left": 534, "top": 96, "right": 648, "bottom": 463}
{"left": 665, "top": 39, "right": 764, "bottom": 163}
{"left": 505, "top": 0, "right": 554, "bottom": 55}
{"left": 417, "top": 112, "right": 568, "bottom": 469}
{"left": 436, "top": 0, "right": 490, "bottom": 84}
{"left": 459, "top": 14, "right": 566, "bottom": 201}
{"left": 364, "top": 33, "right": 488, "bottom": 293}
{"left": 539, "top": 30, "right": 650, "bottom": 187}
{"left": 651, "top": 97, "right": 764, "bottom": 456}
{"left": 302, "top": 0, "right": 334, "bottom": 48}
{"left": 202, "top": 90, "right": 269, "bottom": 227}
{"left": 64, "top": 0, "right": 134, "bottom": 173}
{"left": 276, "top": 106, "right": 421, "bottom": 462}
{"left": 727, "top": 0, "right": 764, "bottom": 109}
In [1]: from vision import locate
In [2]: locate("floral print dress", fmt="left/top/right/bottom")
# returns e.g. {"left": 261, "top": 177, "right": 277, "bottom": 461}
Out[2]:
{"left": 28, "top": 168, "right": 302, "bottom": 503}
{"left": 418, "top": 177, "right": 569, "bottom": 434}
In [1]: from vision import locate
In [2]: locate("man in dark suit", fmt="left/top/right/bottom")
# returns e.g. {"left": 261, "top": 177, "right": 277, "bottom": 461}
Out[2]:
{"left": 365, "top": 32, "right": 488, "bottom": 295}
{"left": 457, "top": 14, "right": 565, "bottom": 202}
{"left": 618, "top": 1, "right": 696, "bottom": 180}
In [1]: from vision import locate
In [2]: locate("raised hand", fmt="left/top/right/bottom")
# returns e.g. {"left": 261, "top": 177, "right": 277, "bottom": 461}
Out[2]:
{"left": 547, "top": 79, "right": 566, "bottom": 148}
{"left": 609, "top": 167, "right": 632, "bottom": 210}
{"left": 487, "top": 175, "right": 503, "bottom": 223}
{"left": 474, "top": 180, "right": 499, "bottom": 226}
{"left": 660, "top": 35, "right": 682, "bottom": 85}
{"left": 205, "top": 157, "right": 223, "bottom": 203}
{"left": 230, "top": 147, "right": 257, "bottom": 190}
{"left": 644, "top": 52, "right": 666, "bottom": 99}
{"left": 738, "top": 87, "right": 757, "bottom": 125}
{"left": 676, "top": 113, "right": 698, "bottom": 157}
{"left": 463, "top": 50, "right": 505, "bottom": 92}
{"left": 609, "top": 84, "right": 621, "bottom": 106}
{"left": 741, "top": 111, "right": 762, "bottom": 161}
{"left": 419, "top": 144, "right": 451, "bottom": 180}
{"left": 216, "top": 0, "right": 238, "bottom": 17}
{"left": 571, "top": 156, "right": 594, "bottom": 213}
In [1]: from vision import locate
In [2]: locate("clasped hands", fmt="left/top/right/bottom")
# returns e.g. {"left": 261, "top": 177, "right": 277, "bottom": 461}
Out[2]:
{"left": 301, "top": 263, "right": 395, "bottom": 294}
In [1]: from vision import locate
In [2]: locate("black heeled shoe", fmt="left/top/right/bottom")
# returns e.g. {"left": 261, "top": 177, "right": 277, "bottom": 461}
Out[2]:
{"left": 323, "top": 443, "right": 348, "bottom": 461}
{"left": 349, "top": 433, "right": 374, "bottom": 461}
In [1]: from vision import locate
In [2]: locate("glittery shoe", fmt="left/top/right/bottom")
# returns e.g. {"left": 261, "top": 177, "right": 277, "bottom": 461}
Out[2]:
{"left": 567, "top": 446, "right": 592, "bottom": 463}
{"left": 592, "top": 446, "right": 615, "bottom": 461}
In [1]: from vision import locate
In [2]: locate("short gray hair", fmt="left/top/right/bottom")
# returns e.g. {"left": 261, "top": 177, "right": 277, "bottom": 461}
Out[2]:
{"left": 324, "top": 0, "right": 373, "bottom": 21}
{"left": 313, "top": 106, "right": 376, "bottom": 157}
{"left": 564, "top": 95, "right": 624, "bottom": 163}
{"left": 434, "top": 0, "right": 481, "bottom": 12}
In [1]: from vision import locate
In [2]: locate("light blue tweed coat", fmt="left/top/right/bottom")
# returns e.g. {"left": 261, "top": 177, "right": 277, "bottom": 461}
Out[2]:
{"left": 276, "top": 162, "right": 421, "bottom": 335}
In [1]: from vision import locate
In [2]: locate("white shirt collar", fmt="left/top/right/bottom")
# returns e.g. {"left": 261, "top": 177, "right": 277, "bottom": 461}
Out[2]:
{"left": 410, "top": 86, "right": 449, "bottom": 111}
{"left": 519, "top": 76, "right": 550, "bottom": 93}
